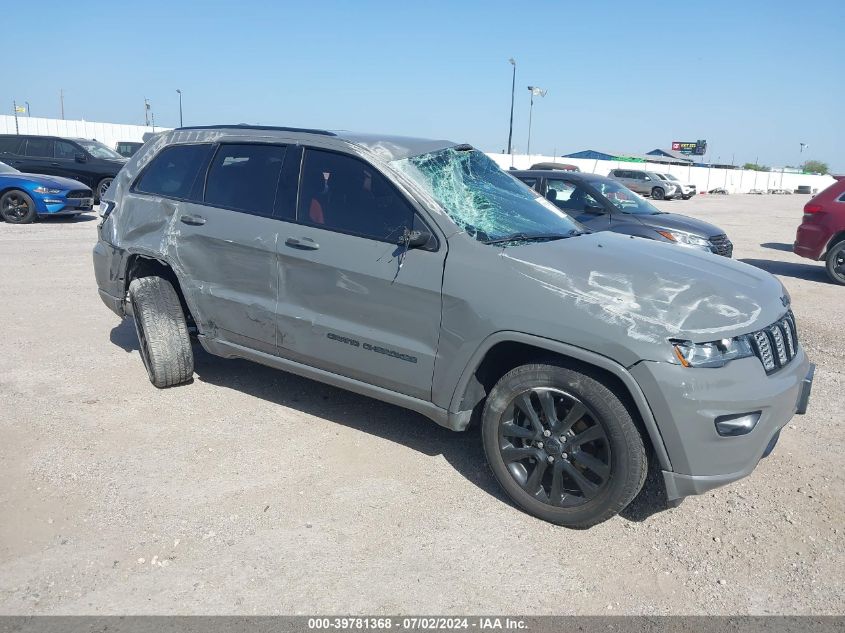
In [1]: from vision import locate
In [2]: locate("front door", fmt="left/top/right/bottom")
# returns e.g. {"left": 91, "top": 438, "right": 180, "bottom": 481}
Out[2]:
{"left": 274, "top": 147, "right": 445, "bottom": 400}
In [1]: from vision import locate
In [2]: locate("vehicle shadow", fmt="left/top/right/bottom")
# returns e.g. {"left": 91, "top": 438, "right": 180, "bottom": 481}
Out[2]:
{"left": 41, "top": 214, "right": 98, "bottom": 223}
{"left": 109, "top": 319, "right": 672, "bottom": 525}
{"left": 760, "top": 242, "right": 794, "bottom": 252}
{"left": 740, "top": 258, "right": 830, "bottom": 283}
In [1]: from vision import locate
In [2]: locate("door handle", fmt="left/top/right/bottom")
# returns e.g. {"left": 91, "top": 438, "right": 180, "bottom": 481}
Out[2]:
{"left": 180, "top": 214, "right": 206, "bottom": 226}
{"left": 285, "top": 236, "right": 319, "bottom": 250}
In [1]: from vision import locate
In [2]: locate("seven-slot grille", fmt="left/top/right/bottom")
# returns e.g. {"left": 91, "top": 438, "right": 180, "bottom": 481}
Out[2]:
{"left": 749, "top": 311, "right": 799, "bottom": 374}
{"left": 67, "top": 190, "right": 92, "bottom": 199}
{"left": 708, "top": 234, "right": 733, "bottom": 257}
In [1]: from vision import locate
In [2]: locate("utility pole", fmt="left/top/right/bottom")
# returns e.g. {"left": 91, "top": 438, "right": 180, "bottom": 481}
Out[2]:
{"left": 60, "top": 89, "right": 65, "bottom": 119}
{"left": 506, "top": 58, "right": 516, "bottom": 156}
{"left": 12, "top": 100, "right": 19, "bottom": 134}
{"left": 144, "top": 98, "right": 151, "bottom": 126}
{"left": 176, "top": 89, "right": 183, "bottom": 127}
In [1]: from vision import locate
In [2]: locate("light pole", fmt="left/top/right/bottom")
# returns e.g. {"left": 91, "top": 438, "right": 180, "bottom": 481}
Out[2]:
{"left": 799, "top": 142, "right": 807, "bottom": 170}
{"left": 526, "top": 85, "right": 547, "bottom": 157}
{"left": 506, "top": 59, "right": 516, "bottom": 155}
{"left": 25, "top": 101, "right": 31, "bottom": 117}
{"left": 176, "top": 89, "right": 183, "bottom": 127}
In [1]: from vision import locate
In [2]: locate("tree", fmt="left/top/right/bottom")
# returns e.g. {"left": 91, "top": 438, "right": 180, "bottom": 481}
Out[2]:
{"left": 801, "top": 160, "right": 829, "bottom": 174}
{"left": 742, "top": 163, "right": 771, "bottom": 172}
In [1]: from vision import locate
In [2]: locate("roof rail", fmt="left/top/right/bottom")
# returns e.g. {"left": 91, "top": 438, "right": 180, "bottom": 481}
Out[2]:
{"left": 175, "top": 124, "right": 336, "bottom": 136}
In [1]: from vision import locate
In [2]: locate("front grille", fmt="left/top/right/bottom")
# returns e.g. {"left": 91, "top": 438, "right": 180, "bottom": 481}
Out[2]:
{"left": 709, "top": 234, "right": 733, "bottom": 257}
{"left": 749, "top": 311, "right": 799, "bottom": 374}
{"left": 67, "top": 189, "right": 92, "bottom": 199}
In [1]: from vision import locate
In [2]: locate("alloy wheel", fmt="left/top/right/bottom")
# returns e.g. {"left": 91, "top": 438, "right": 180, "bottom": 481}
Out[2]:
{"left": 498, "top": 387, "right": 611, "bottom": 507}
{"left": 2, "top": 193, "right": 29, "bottom": 221}
{"left": 99, "top": 178, "right": 113, "bottom": 200}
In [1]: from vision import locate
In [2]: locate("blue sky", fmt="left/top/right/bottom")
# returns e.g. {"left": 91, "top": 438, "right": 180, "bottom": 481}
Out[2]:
{"left": 5, "top": 0, "right": 844, "bottom": 171}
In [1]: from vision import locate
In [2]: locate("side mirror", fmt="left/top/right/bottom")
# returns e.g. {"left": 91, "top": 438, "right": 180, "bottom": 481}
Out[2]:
{"left": 74, "top": 153, "right": 87, "bottom": 163}
{"left": 644, "top": 176, "right": 651, "bottom": 181}
{"left": 398, "top": 228, "right": 432, "bottom": 249}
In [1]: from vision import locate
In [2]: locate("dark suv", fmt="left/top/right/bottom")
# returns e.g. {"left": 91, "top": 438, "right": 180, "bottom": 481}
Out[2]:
{"left": 93, "top": 125, "right": 812, "bottom": 528}
{"left": 0, "top": 134, "right": 127, "bottom": 202}
{"left": 512, "top": 170, "right": 733, "bottom": 256}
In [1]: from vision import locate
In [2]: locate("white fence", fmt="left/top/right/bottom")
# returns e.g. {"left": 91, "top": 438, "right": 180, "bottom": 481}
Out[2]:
{"left": 486, "top": 153, "right": 836, "bottom": 195}
{"left": 0, "top": 115, "right": 170, "bottom": 153}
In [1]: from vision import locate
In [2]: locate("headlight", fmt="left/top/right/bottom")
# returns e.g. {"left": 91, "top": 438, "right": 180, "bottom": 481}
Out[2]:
{"left": 672, "top": 336, "right": 754, "bottom": 368}
{"left": 34, "top": 186, "right": 62, "bottom": 194}
{"left": 656, "top": 229, "right": 711, "bottom": 248}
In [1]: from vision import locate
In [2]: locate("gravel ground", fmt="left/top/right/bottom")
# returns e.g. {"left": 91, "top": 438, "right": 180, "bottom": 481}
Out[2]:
{"left": 0, "top": 194, "right": 842, "bottom": 615}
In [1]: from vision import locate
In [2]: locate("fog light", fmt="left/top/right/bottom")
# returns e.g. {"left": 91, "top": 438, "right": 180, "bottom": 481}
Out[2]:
{"left": 43, "top": 198, "right": 64, "bottom": 204}
{"left": 715, "top": 412, "right": 761, "bottom": 437}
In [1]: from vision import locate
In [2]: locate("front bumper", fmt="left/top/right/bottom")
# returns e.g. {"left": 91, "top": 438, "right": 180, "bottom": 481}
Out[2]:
{"left": 37, "top": 194, "right": 95, "bottom": 215}
{"left": 630, "top": 348, "right": 813, "bottom": 500}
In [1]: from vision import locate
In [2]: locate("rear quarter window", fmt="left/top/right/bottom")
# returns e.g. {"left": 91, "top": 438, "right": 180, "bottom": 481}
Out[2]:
{"left": 0, "top": 137, "right": 23, "bottom": 155}
{"left": 134, "top": 144, "right": 213, "bottom": 200}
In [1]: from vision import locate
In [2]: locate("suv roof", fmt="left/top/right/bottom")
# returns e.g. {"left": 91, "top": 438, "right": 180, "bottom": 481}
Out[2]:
{"left": 511, "top": 169, "right": 610, "bottom": 183}
{"left": 172, "top": 125, "right": 458, "bottom": 161}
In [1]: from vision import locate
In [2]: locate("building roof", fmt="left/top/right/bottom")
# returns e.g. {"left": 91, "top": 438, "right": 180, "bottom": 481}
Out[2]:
{"left": 562, "top": 149, "right": 689, "bottom": 164}
{"left": 646, "top": 148, "right": 694, "bottom": 163}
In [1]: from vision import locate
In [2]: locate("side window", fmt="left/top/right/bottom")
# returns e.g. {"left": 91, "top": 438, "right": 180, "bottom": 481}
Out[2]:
{"left": 204, "top": 144, "right": 287, "bottom": 217}
{"left": 0, "top": 137, "right": 23, "bottom": 155}
{"left": 298, "top": 149, "right": 414, "bottom": 242}
{"left": 547, "top": 179, "right": 600, "bottom": 212}
{"left": 25, "top": 138, "right": 54, "bottom": 158}
{"left": 55, "top": 140, "right": 78, "bottom": 160}
{"left": 134, "top": 144, "right": 212, "bottom": 200}
{"left": 518, "top": 177, "right": 538, "bottom": 189}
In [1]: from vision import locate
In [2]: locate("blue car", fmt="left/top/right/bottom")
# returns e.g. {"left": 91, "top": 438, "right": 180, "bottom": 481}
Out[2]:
{"left": 0, "top": 160, "right": 94, "bottom": 224}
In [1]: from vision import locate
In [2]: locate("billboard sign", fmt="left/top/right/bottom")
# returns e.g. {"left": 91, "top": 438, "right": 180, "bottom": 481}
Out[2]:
{"left": 672, "top": 140, "right": 707, "bottom": 155}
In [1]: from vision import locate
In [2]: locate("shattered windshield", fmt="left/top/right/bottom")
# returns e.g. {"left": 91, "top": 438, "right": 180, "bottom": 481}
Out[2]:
{"left": 392, "top": 147, "right": 581, "bottom": 243}
{"left": 590, "top": 179, "right": 662, "bottom": 215}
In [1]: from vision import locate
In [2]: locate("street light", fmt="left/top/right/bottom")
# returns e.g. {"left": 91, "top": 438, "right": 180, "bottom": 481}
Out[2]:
{"left": 176, "top": 89, "right": 183, "bottom": 127}
{"left": 526, "top": 85, "right": 547, "bottom": 157}
{"left": 506, "top": 58, "right": 516, "bottom": 155}
{"left": 25, "top": 101, "right": 31, "bottom": 117}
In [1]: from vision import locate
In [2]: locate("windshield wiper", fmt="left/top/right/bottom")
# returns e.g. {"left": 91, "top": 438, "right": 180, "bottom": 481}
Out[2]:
{"left": 483, "top": 230, "right": 584, "bottom": 245}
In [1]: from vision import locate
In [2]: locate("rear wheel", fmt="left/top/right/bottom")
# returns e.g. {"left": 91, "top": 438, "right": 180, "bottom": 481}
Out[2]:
{"left": 651, "top": 187, "right": 665, "bottom": 200}
{"left": 825, "top": 241, "right": 845, "bottom": 285}
{"left": 0, "top": 190, "right": 37, "bottom": 224}
{"left": 481, "top": 361, "right": 647, "bottom": 528}
{"left": 129, "top": 276, "right": 194, "bottom": 387}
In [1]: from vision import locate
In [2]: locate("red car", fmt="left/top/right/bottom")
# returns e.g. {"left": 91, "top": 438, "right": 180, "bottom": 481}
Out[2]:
{"left": 794, "top": 179, "right": 845, "bottom": 285}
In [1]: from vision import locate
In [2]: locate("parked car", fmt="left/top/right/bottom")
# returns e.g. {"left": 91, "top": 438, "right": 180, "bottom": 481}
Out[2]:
{"left": 512, "top": 170, "right": 733, "bottom": 256}
{"left": 656, "top": 173, "right": 696, "bottom": 199}
{"left": 0, "top": 134, "right": 127, "bottom": 202}
{"left": 529, "top": 162, "right": 580, "bottom": 172}
{"left": 115, "top": 141, "right": 144, "bottom": 158}
{"left": 94, "top": 125, "right": 813, "bottom": 528}
{"left": 793, "top": 179, "right": 845, "bottom": 285}
{"left": 607, "top": 168, "right": 677, "bottom": 200}
{"left": 0, "top": 160, "right": 93, "bottom": 223}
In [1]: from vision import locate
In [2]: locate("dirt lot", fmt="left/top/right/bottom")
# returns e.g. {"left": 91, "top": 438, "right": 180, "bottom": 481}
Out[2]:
{"left": 0, "top": 194, "right": 842, "bottom": 615}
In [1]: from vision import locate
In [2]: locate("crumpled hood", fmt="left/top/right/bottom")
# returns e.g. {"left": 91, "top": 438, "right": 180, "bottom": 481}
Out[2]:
{"left": 633, "top": 212, "right": 725, "bottom": 238}
{"left": 2, "top": 173, "right": 89, "bottom": 191}
{"left": 500, "top": 231, "right": 787, "bottom": 350}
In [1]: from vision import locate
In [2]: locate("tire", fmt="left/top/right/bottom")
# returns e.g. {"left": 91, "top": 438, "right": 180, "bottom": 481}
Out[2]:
{"left": 481, "top": 361, "right": 647, "bottom": 528}
{"left": 682, "top": 195, "right": 691, "bottom": 200}
{"left": 825, "top": 241, "right": 845, "bottom": 285}
{"left": 96, "top": 178, "right": 113, "bottom": 203}
{"left": 0, "top": 190, "right": 38, "bottom": 224}
{"left": 128, "top": 276, "right": 194, "bottom": 388}
{"left": 651, "top": 187, "right": 665, "bottom": 200}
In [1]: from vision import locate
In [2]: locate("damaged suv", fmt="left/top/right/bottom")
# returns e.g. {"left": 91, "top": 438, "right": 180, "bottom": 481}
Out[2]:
{"left": 93, "top": 126, "right": 814, "bottom": 527}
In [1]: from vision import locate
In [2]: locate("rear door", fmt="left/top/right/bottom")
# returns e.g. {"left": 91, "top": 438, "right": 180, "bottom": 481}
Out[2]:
{"left": 0, "top": 136, "right": 24, "bottom": 167}
{"left": 274, "top": 147, "right": 445, "bottom": 400}
{"left": 19, "top": 137, "right": 55, "bottom": 176}
{"left": 164, "top": 142, "right": 293, "bottom": 355}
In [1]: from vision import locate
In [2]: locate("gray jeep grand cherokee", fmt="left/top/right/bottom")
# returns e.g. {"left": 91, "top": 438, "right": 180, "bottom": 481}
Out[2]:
{"left": 93, "top": 125, "right": 814, "bottom": 527}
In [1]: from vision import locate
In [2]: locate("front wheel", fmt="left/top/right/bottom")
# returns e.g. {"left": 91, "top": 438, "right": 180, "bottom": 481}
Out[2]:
{"left": 482, "top": 362, "right": 647, "bottom": 528}
{"left": 96, "top": 178, "right": 113, "bottom": 203}
{"left": 0, "top": 190, "right": 37, "bottom": 224}
{"left": 826, "top": 241, "right": 845, "bottom": 285}
{"left": 651, "top": 187, "right": 665, "bottom": 200}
